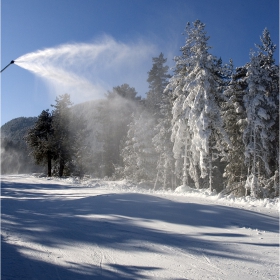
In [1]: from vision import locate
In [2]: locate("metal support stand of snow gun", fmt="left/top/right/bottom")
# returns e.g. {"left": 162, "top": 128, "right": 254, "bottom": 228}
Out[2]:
{"left": 1, "top": 60, "right": 15, "bottom": 73}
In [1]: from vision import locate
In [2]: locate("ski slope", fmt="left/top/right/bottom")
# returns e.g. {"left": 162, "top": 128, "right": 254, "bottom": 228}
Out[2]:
{"left": 1, "top": 175, "right": 279, "bottom": 279}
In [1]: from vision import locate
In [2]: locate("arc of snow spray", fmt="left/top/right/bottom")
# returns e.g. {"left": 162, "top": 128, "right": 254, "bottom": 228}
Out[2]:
{"left": 1, "top": 60, "right": 15, "bottom": 73}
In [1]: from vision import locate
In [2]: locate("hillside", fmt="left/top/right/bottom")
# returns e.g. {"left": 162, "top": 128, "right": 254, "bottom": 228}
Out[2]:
{"left": 1, "top": 117, "right": 37, "bottom": 140}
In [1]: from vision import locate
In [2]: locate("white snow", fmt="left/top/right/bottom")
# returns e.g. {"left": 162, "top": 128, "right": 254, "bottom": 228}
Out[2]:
{"left": 1, "top": 174, "right": 279, "bottom": 279}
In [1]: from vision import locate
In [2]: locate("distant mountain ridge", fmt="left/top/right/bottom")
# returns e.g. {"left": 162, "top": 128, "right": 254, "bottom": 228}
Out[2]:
{"left": 1, "top": 117, "right": 37, "bottom": 141}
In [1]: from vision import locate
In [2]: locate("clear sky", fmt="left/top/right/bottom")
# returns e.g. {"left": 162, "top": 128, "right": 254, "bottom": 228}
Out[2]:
{"left": 1, "top": 0, "right": 279, "bottom": 125}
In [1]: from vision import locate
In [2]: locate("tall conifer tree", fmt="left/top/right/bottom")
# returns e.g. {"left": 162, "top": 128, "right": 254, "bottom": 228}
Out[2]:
{"left": 222, "top": 65, "right": 248, "bottom": 194}
{"left": 167, "top": 20, "right": 230, "bottom": 190}
{"left": 25, "top": 110, "right": 54, "bottom": 176}
{"left": 146, "top": 53, "right": 170, "bottom": 115}
{"left": 243, "top": 29, "right": 279, "bottom": 197}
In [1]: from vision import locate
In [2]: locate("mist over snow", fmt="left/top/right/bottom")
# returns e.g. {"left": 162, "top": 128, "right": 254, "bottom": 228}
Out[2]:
{"left": 15, "top": 35, "right": 157, "bottom": 103}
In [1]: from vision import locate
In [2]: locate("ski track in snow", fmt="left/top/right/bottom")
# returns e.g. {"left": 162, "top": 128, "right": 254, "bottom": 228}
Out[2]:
{"left": 1, "top": 174, "right": 279, "bottom": 280}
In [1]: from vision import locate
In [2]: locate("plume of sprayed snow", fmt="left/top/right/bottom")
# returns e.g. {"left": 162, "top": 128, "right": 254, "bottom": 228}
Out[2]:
{"left": 14, "top": 36, "right": 156, "bottom": 102}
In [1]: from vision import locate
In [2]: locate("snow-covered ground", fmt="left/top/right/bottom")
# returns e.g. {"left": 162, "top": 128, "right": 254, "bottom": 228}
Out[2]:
{"left": 1, "top": 174, "right": 279, "bottom": 280}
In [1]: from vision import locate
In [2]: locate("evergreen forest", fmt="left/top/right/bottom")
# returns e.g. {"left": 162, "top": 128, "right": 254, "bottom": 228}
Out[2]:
{"left": 2, "top": 21, "right": 279, "bottom": 199}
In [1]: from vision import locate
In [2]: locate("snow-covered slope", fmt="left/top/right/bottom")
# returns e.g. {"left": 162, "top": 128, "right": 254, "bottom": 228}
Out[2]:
{"left": 1, "top": 175, "right": 279, "bottom": 279}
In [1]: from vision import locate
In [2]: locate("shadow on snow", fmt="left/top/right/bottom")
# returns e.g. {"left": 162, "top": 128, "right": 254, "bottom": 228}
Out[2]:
{"left": 1, "top": 179, "right": 279, "bottom": 279}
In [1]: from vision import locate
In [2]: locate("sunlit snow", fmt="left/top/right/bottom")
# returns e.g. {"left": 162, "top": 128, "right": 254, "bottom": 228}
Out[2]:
{"left": 1, "top": 174, "right": 279, "bottom": 279}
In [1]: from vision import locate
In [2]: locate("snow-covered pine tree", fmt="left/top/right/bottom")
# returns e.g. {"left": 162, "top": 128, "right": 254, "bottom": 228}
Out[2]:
{"left": 134, "top": 112, "right": 158, "bottom": 182}
{"left": 121, "top": 111, "right": 158, "bottom": 183}
{"left": 164, "top": 26, "right": 196, "bottom": 188}
{"left": 243, "top": 28, "right": 279, "bottom": 198}
{"left": 121, "top": 113, "right": 138, "bottom": 181}
{"left": 170, "top": 20, "right": 230, "bottom": 191}
{"left": 257, "top": 29, "right": 279, "bottom": 198}
{"left": 152, "top": 89, "right": 176, "bottom": 190}
{"left": 222, "top": 65, "right": 248, "bottom": 194}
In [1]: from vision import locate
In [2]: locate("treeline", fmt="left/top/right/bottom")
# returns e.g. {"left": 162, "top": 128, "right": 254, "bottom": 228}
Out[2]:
{"left": 25, "top": 20, "right": 278, "bottom": 198}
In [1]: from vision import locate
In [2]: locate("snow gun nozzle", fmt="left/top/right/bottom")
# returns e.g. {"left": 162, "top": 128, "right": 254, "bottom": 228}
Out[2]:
{"left": 1, "top": 60, "right": 15, "bottom": 73}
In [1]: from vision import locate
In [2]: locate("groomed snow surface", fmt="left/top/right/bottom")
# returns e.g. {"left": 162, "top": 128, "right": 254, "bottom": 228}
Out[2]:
{"left": 1, "top": 175, "right": 279, "bottom": 280}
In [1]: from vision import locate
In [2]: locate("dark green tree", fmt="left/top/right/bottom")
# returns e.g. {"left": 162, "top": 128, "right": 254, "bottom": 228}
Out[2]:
{"left": 106, "top": 83, "right": 141, "bottom": 101}
{"left": 146, "top": 53, "right": 170, "bottom": 115}
{"left": 25, "top": 109, "right": 54, "bottom": 176}
{"left": 222, "top": 65, "right": 248, "bottom": 195}
{"left": 51, "top": 94, "right": 74, "bottom": 177}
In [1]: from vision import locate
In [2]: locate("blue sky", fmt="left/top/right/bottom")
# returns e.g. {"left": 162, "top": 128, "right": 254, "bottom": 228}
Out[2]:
{"left": 1, "top": 0, "right": 279, "bottom": 125}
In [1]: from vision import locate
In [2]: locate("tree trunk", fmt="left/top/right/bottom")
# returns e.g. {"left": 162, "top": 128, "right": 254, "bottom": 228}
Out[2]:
{"left": 251, "top": 124, "right": 258, "bottom": 197}
{"left": 182, "top": 138, "right": 189, "bottom": 187}
{"left": 153, "top": 171, "right": 159, "bottom": 191}
{"left": 209, "top": 146, "right": 213, "bottom": 192}
{"left": 153, "top": 155, "right": 161, "bottom": 191}
{"left": 163, "top": 165, "right": 167, "bottom": 190}
{"left": 59, "top": 159, "right": 64, "bottom": 177}
{"left": 47, "top": 152, "right": 52, "bottom": 177}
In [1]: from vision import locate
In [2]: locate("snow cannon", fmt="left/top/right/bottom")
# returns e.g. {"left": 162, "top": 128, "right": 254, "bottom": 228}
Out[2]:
{"left": 1, "top": 60, "right": 15, "bottom": 73}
